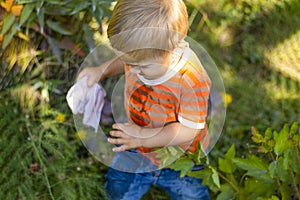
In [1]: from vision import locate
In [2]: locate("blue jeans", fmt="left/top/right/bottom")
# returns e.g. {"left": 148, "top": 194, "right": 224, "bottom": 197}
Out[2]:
{"left": 105, "top": 166, "right": 210, "bottom": 200}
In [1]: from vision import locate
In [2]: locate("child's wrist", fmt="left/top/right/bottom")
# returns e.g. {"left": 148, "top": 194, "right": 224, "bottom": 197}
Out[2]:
{"left": 98, "top": 66, "right": 106, "bottom": 82}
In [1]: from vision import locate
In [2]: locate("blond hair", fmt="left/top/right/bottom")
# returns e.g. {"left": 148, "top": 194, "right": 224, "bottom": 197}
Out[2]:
{"left": 107, "top": 0, "right": 188, "bottom": 61}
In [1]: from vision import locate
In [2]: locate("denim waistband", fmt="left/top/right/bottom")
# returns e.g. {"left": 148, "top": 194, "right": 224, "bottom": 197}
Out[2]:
{"left": 123, "top": 149, "right": 206, "bottom": 172}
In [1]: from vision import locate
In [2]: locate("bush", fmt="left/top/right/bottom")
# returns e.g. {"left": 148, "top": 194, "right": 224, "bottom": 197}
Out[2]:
{"left": 181, "top": 123, "right": 300, "bottom": 200}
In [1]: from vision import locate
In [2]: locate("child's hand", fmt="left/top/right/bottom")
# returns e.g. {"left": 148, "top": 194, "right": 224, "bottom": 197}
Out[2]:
{"left": 77, "top": 67, "right": 103, "bottom": 87}
{"left": 107, "top": 123, "right": 143, "bottom": 152}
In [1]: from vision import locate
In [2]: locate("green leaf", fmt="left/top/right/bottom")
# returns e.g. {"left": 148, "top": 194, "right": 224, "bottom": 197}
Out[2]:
{"left": 46, "top": 0, "right": 69, "bottom": 5}
{"left": 264, "top": 128, "right": 272, "bottom": 140}
{"left": 169, "top": 157, "right": 194, "bottom": 177}
{"left": 269, "top": 159, "right": 290, "bottom": 182}
{"left": 219, "top": 158, "right": 234, "bottom": 173}
{"left": 233, "top": 155, "right": 273, "bottom": 182}
{"left": 268, "top": 161, "right": 276, "bottom": 178}
{"left": 1, "top": 13, "right": 16, "bottom": 35}
{"left": 92, "top": 0, "right": 97, "bottom": 12}
{"left": 194, "top": 143, "right": 207, "bottom": 164}
{"left": 225, "top": 144, "right": 235, "bottom": 160}
{"left": 251, "top": 126, "right": 264, "bottom": 143}
{"left": 276, "top": 160, "right": 290, "bottom": 182}
{"left": 36, "top": 0, "right": 44, "bottom": 14}
{"left": 19, "top": 3, "right": 35, "bottom": 27}
{"left": 219, "top": 145, "right": 236, "bottom": 173}
{"left": 211, "top": 167, "right": 221, "bottom": 188}
{"left": 244, "top": 178, "right": 276, "bottom": 198}
{"left": 15, "top": 0, "right": 37, "bottom": 3}
{"left": 70, "top": 1, "right": 90, "bottom": 15}
{"left": 270, "top": 196, "right": 280, "bottom": 200}
{"left": 274, "top": 127, "right": 289, "bottom": 155}
{"left": 187, "top": 168, "right": 209, "bottom": 179}
{"left": 216, "top": 184, "right": 234, "bottom": 200}
{"left": 44, "top": 6, "right": 71, "bottom": 15}
{"left": 2, "top": 25, "right": 17, "bottom": 49}
{"left": 46, "top": 36, "right": 62, "bottom": 64}
{"left": 283, "top": 148, "right": 300, "bottom": 173}
{"left": 169, "top": 146, "right": 184, "bottom": 156}
{"left": 46, "top": 20, "right": 73, "bottom": 35}
{"left": 233, "top": 155, "right": 268, "bottom": 172}
{"left": 38, "top": 7, "right": 45, "bottom": 33}
{"left": 188, "top": 167, "right": 220, "bottom": 193}
{"left": 290, "top": 122, "right": 298, "bottom": 136}
{"left": 25, "top": 12, "right": 36, "bottom": 35}
{"left": 93, "top": 7, "right": 104, "bottom": 32}
{"left": 82, "top": 24, "right": 95, "bottom": 51}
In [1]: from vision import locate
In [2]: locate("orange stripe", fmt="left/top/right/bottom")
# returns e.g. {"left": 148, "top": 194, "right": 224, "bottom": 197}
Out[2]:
{"left": 156, "top": 84, "right": 181, "bottom": 94}
{"left": 179, "top": 100, "right": 208, "bottom": 107}
{"left": 178, "top": 67, "right": 188, "bottom": 75}
{"left": 129, "top": 106, "right": 176, "bottom": 123}
{"left": 128, "top": 106, "right": 148, "bottom": 117}
{"left": 129, "top": 111, "right": 149, "bottom": 126}
{"left": 180, "top": 109, "right": 207, "bottom": 116}
{"left": 126, "top": 75, "right": 142, "bottom": 88}
{"left": 126, "top": 73, "right": 210, "bottom": 101}
{"left": 126, "top": 92, "right": 178, "bottom": 109}
{"left": 128, "top": 100, "right": 176, "bottom": 114}
{"left": 183, "top": 84, "right": 210, "bottom": 91}
{"left": 129, "top": 112, "right": 176, "bottom": 127}
{"left": 154, "top": 83, "right": 182, "bottom": 94}
{"left": 145, "top": 115, "right": 176, "bottom": 122}
{"left": 185, "top": 71, "right": 200, "bottom": 85}
{"left": 182, "top": 91, "right": 210, "bottom": 98}
{"left": 126, "top": 87, "right": 179, "bottom": 102}
{"left": 195, "top": 81, "right": 210, "bottom": 88}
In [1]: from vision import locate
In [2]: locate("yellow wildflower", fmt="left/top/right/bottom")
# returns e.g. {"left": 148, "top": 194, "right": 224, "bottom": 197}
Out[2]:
{"left": 76, "top": 130, "right": 86, "bottom": 140}
{"left": 55, "top": 113, "right": 66, "bottom": 123}
{"left": 222, "top": 92, "right": 232, "bottom": 107}
{"left": 1, "top": 0, "right": 23, "bottom": 16}
{"left": 0, "top": 0, "right": 14, "bottom": 12}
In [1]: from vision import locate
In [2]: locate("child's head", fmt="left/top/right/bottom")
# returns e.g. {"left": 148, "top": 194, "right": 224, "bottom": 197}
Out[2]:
{"left": 107, "top": 0, "right": 188, "bottom": 63}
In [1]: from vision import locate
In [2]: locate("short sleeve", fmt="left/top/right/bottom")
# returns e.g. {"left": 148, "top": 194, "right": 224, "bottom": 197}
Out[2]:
{"left": 178, "top": 67, "right": 211, "bottom": 129}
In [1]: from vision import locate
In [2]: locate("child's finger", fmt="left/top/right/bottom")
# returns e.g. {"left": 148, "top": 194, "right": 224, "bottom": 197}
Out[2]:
{"left": 109, "top": 129, "right": 127, "bottom": 138}
{"left": 112, "top": 145, "right": 127, "bottom": 152}
{"left": 112, "top": 123, "right": 122, "bottom": 130}
{"left": 87, "top": 78, "right": 96, "bottom": 87}
{"left": 112, "top": 123, "right": 131, "bottom": 133}
{"left": 107, "top": 137, "right": 125, "bottom": 145}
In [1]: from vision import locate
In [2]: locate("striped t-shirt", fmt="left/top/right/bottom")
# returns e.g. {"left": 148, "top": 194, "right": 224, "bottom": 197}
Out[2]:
{"left": 124, "top": 46, "right": 211, "bottom": 164}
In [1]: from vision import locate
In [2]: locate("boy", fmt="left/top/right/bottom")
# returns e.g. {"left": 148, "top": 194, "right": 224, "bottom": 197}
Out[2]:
{"left": 78, "top": 0, "right": 211, "bottom": 199}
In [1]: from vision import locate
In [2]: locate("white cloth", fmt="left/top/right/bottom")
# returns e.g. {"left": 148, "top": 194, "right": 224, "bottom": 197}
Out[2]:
{"left": 66, "top": 76, "right": 106, "bottom": 132}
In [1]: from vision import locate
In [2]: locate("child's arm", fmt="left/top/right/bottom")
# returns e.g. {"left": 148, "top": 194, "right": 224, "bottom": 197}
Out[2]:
{"left": 107, "top": 122, "right": 200, "bottom": 152}
{"left": 77, "top": 57, "right": 124, "bottom": 87}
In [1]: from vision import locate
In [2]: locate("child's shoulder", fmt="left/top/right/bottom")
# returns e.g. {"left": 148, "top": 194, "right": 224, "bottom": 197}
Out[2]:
{"left": 178, "top": 48, "right": 211, "bottom": 87}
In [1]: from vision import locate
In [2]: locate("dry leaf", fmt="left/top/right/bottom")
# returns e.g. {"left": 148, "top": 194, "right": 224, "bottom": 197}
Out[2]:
{"left": 17, "top": 32, "right": 29, "bottom": 41}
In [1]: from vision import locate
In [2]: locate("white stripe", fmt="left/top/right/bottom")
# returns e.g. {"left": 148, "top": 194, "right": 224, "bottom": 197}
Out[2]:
{"left": 137, "top": 48, "right": 191, "bottom": 86}
{"left": 178, "top": 115, "right": 206, "bottom": 129}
